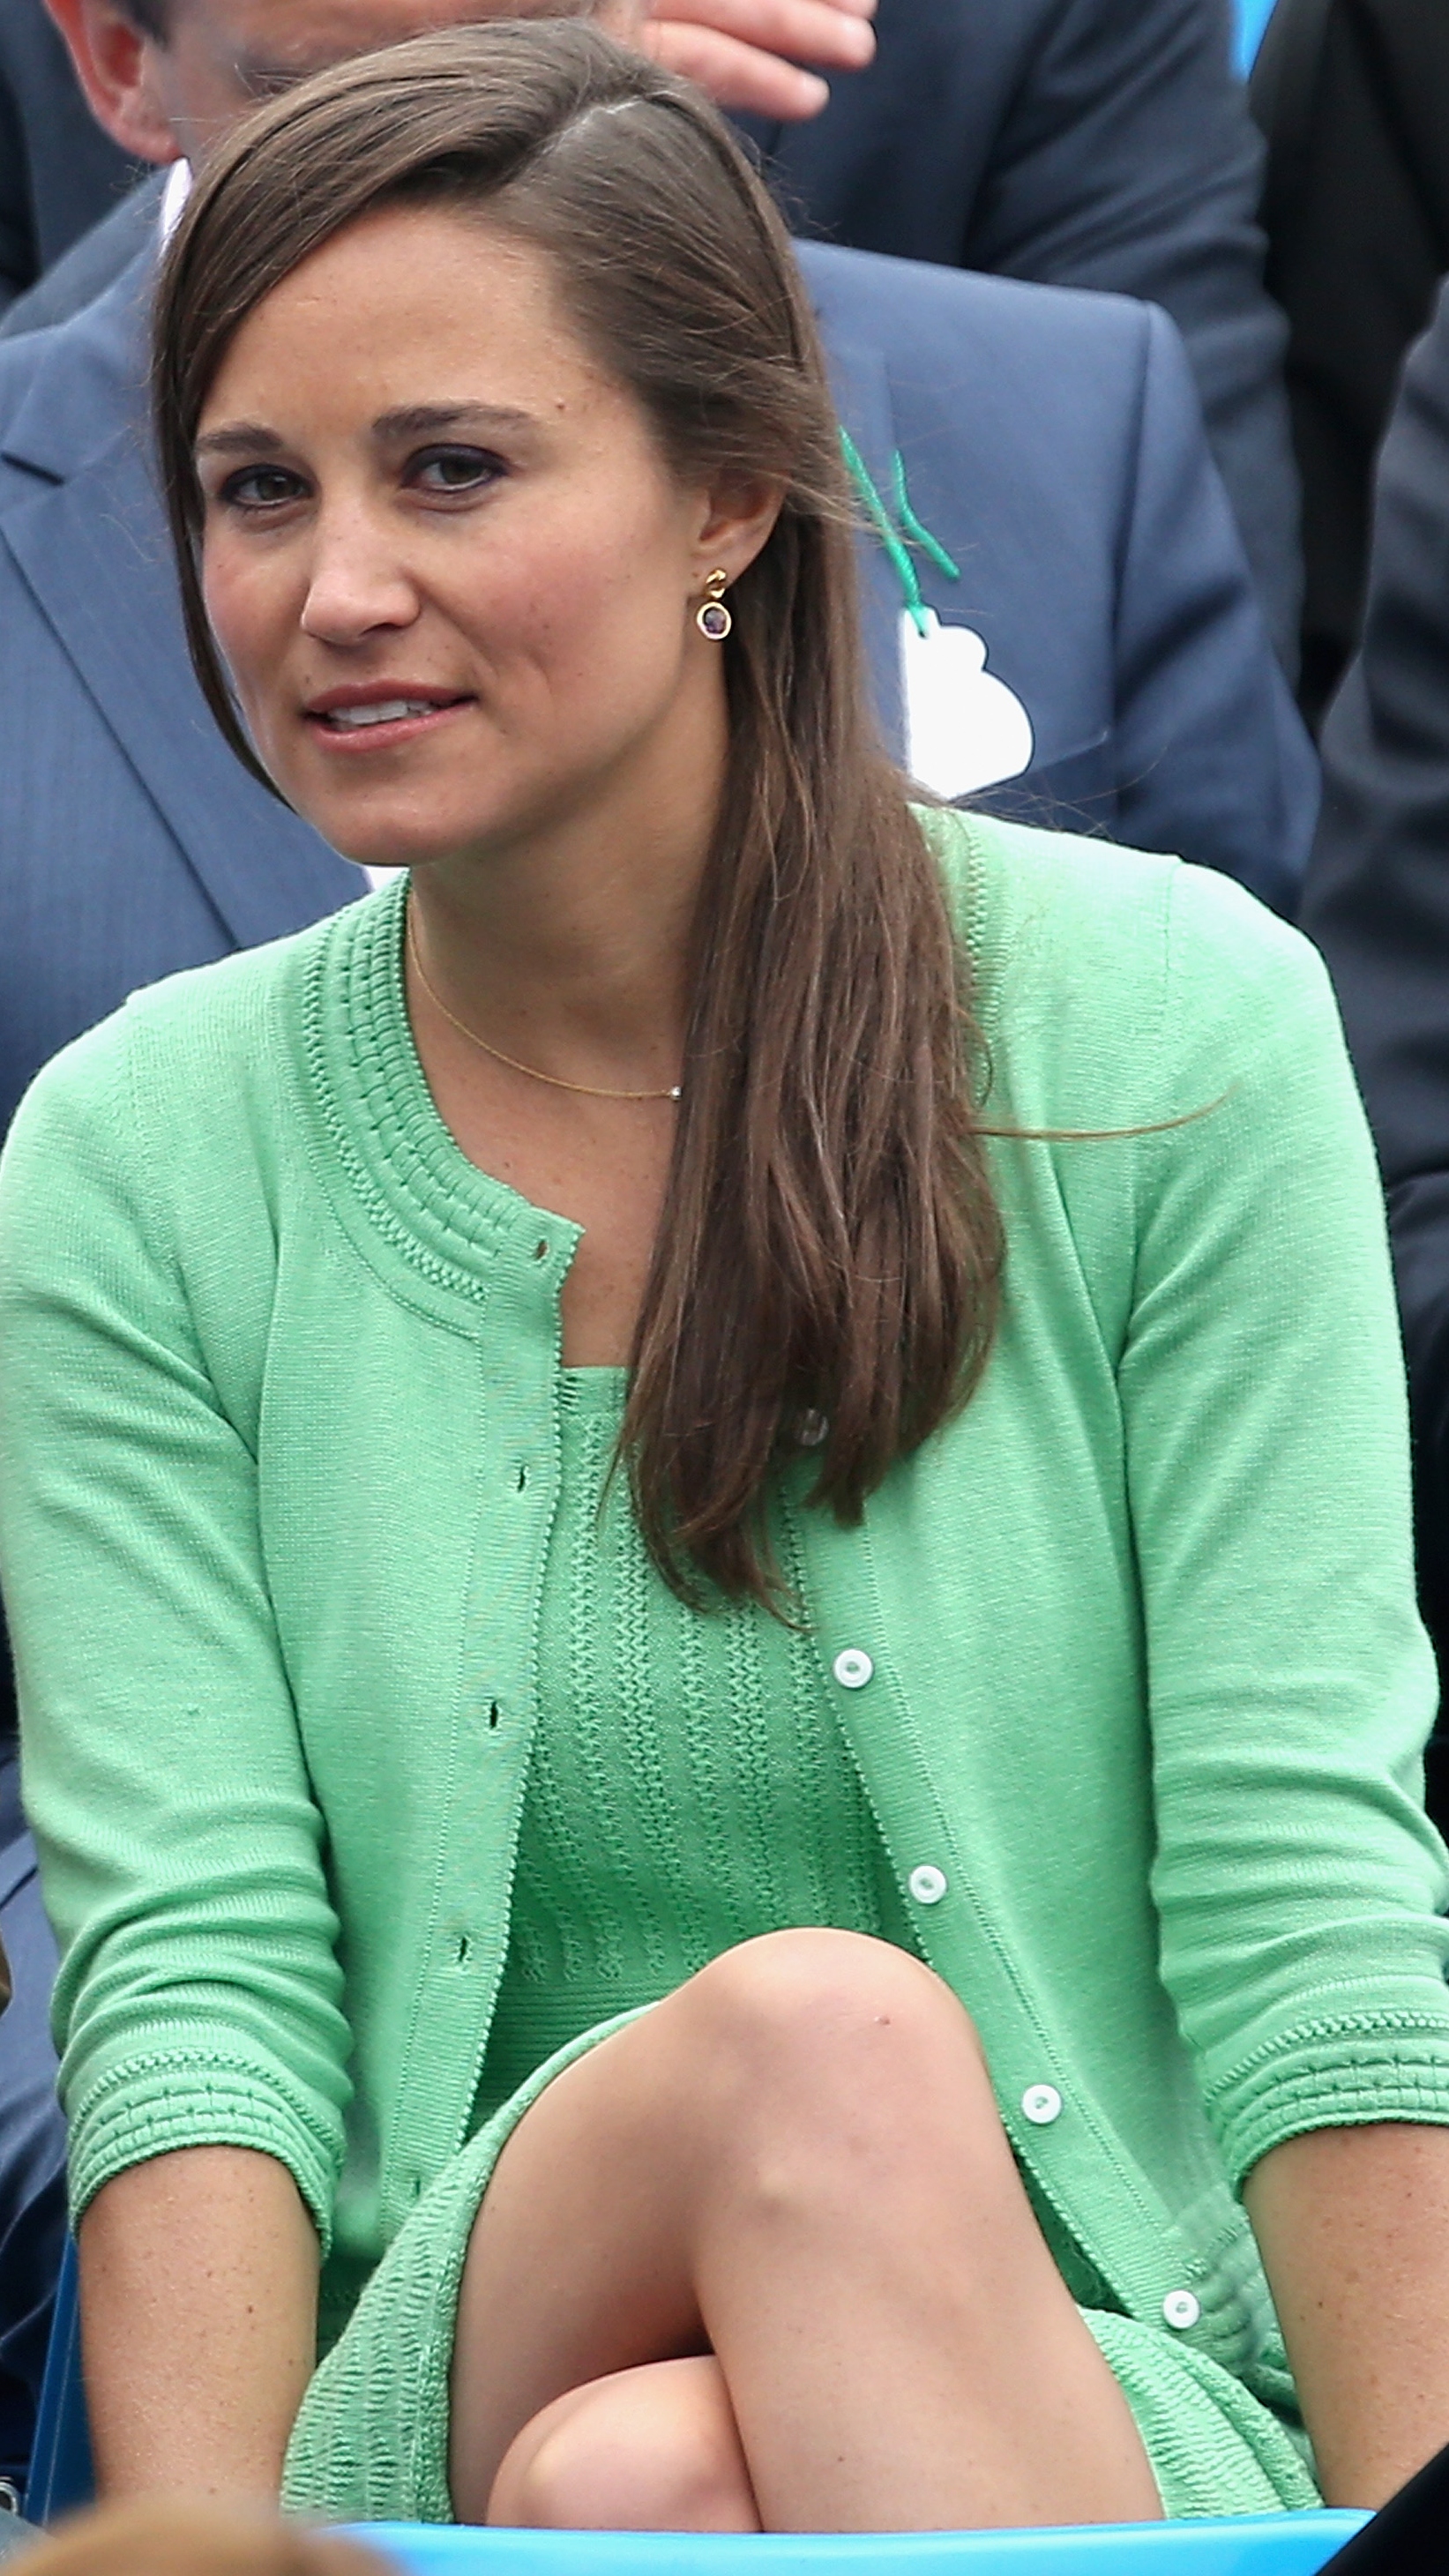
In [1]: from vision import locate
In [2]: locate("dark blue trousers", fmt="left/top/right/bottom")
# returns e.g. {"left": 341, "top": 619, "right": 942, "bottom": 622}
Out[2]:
{"left": 0, "top": 1744, "right": 65, "bottom": 2494}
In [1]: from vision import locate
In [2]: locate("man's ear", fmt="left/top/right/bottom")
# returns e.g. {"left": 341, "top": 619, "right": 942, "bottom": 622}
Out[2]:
{"left": 44, "top": 0, "right": 181, "bottom": 162}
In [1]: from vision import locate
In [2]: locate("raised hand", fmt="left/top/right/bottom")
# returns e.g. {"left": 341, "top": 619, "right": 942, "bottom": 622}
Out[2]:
{"left": 642, "top": 0, "right": 877, "bottom": 120}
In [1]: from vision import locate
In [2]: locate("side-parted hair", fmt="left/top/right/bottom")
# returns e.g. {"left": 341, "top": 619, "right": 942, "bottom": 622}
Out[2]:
{"left": 151, "top": 19, "right": 1005, "bottom": 1605}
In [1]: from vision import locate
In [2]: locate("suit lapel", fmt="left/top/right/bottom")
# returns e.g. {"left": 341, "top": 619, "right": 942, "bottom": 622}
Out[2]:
{"left": 818, "top": 322, "right": 907, "bottom": 758}
{"left": 1, "top": 259, "right": 357, "bottom": 950}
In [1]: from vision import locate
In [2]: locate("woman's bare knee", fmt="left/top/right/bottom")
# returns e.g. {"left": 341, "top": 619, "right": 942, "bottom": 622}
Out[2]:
{"left": 678, "top": 1930, "right": 1001, "bottom": 2187}
{"left": 486, "top": 2357, "right": 759, "bottom": 2531}
{"left": 453, "top": 1935, "right": 1026, "bottom": 2527}
{"left": 687, "top": 1930, "right": 982, "bottom": 2087}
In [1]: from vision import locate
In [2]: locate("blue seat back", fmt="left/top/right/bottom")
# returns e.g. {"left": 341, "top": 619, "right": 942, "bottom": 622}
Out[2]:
{"left": 27, "top": 2239, "right": 93, "bottom": 2523}
{"left": 349, "top": 2522, "right": 1369, "bottom": 2575}
{"left": 1234, "top": 0, "right": 1277, "bottom": 71}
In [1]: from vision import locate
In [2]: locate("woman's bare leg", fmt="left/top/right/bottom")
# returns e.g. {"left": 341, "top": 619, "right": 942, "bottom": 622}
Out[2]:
{"left": 449, "top": 1929, "right": 1159, "bottom": 2530}
{"left": 487, "top": 2357, "right": 759, "bottom": 2529}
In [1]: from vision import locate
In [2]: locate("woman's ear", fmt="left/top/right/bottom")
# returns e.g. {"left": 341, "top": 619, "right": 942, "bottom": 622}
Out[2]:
{"left": 43, "top": 0, "right": 181, "bottom": 164}
{"left": 693, "top": 474, "right": 787, "bottom": 592}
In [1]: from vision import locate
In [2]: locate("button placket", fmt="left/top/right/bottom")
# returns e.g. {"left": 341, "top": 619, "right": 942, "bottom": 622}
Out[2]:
{"left": 907, "top": 1863, "right": 947, "bottom": 1905}
{"left": 1161, "top": 2289, "right": 1201, "bottom": 2332}
{"left": 1020, "top": 2083, "right": 1062, "bottom": 2125}
{"left": 833, "top": 1647, "right": 874, "bottom": 1689}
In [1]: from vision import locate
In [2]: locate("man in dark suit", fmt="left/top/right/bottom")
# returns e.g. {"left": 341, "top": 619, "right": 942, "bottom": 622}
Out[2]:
{"left": 1251, "top": 0, "right": 1449, "bottom": 727}
{"left": 11, "top": 0, "right": 1302, "bottom": 667}
{"left": 0, "top": 0, "right": 1314, "bottom": 2490}
{"left": 735, "top": 0, "right": 1302, "bottom": 668}
{"left": 0, "top": 0, "right": 141, "bottom": 313}
{"left": 1, "top": 0, "right": 878, "bottom": 333}
{"left": 1298, "top": 280, "right": 1449, "bottom": 1818}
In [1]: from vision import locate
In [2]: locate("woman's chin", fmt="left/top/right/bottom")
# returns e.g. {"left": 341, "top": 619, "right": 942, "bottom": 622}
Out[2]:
{"left": 272, "top": 759, "right": 497, "bottom": 877}
{"left": 291, "top": 806, "right": 474, "bottom": 876}
{"left": 327, "top": 833, "right": 467, "bottom": 876}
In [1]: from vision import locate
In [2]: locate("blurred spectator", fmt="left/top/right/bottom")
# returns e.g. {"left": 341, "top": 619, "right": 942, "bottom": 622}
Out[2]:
{"left": 0, "top": 0, "right": 877, "bottom": 335}
{"left": 1298, "top": 278, "right": 1449, "bottom": 1821}
{"left": 1251, "top": 0, "right": 1449, "bottom": 728}
{"left": 0, "top": 0, "right": 143, "bottom": 313}
{"left": 733, "top": 0, "right": 1303, "bottom": 669}
{"left": 27, "top": 2503, "right": 393, "bottom": 2575}
{"left": 5, "top": 0, "right": 1301, "bottom": 668}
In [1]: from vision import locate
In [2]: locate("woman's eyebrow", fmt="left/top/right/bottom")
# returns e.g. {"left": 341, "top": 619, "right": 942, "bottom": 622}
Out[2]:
{"left": 372, "top": 402, "right": 536, "bottom": 441}
{"left": 193, "top": 405, "right": 537, "bottom": 464}
{"left": 195, "top": 422, "right": 284, "bottom": 459}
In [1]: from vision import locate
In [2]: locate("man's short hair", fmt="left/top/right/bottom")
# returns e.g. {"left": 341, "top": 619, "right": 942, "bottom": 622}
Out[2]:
{"left": 118, "top": 0, "right": 170, "bottom": 39}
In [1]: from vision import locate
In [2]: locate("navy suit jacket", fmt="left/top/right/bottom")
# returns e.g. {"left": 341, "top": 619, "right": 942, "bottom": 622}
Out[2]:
{"left": 736, "top": 0, "right": 1301, "bottom": 667}
{"left": 1300, "top": 280, "right": 1449, "bottom": 1696}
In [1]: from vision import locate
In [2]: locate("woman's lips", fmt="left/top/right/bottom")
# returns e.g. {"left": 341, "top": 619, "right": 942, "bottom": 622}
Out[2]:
{"left": 303, "top": 694, "right": 473, "bottom": 750}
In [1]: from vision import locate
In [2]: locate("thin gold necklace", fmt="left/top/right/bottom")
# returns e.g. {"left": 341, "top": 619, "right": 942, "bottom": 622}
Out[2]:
{"left": 406, "top": 912, "right": 683, "bottom": 1104}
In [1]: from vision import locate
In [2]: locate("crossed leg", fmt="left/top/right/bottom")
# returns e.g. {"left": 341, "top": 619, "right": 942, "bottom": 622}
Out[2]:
{"left": 485, "top": 2357, "right": 758, "bottom": 2530}
{"left": 448, "top": 1929, "right": 1160, "bottom": 2532}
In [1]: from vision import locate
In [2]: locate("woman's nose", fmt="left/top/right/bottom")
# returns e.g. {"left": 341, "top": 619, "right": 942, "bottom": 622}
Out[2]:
{"left": 299, "top": 503, "right": 421, "bottom": 646}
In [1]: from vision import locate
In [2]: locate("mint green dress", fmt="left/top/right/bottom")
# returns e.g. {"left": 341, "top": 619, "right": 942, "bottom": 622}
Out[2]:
{"left": 282, "top": 1369, "right": 1317, "bottom": 2525}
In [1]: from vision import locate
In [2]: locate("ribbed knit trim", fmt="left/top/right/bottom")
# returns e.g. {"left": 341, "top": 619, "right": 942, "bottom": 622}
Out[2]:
{"left": 1083, "top": 2312, "right": 1319, "bottom": 2516}
{"left": 284, "top": 2008, "right": 654, "bottom": 2522}
{"left": 1213, "top": 2013, "right": 1449, "bottom": 2188}
{"left": 295, "top": 877, "right": 579, "bottom": 1304}
{"left": 295, "top": 818, "right": 973, "bottom": 1299}
{"left": 68, "top": 2049, "right": 342, "bottom": 2250}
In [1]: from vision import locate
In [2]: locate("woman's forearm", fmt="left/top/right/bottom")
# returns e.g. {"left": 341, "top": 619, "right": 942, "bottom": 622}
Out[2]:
{"left": 80, "top": 2146, "right": 319, "bottom": 2503}
{"left": 1245, "top": 2122, "right": 1449, "bottom": 2506}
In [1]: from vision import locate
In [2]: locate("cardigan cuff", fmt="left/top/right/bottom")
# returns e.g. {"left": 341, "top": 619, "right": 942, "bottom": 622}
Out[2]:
{"left": 67, "top": 2046, "right": 341, "bottom": 2251}
{"left": 1211, "top": 2012, "right": 1449, "bottom": 2191}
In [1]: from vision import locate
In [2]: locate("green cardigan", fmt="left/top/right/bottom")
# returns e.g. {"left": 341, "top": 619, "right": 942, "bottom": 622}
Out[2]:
{"left": 2, "top": 812, "right": 1447, "bottom": 2397}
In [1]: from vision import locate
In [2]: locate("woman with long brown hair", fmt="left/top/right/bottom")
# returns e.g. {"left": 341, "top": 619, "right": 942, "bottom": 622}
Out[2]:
{"left": 2, "top": 18, "right": 1449, "bottom": 2539}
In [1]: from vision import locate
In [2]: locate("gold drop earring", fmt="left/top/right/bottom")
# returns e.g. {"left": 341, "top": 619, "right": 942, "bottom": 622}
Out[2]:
{"left": 695, "top": 568, "right": 733, "bottom": 640}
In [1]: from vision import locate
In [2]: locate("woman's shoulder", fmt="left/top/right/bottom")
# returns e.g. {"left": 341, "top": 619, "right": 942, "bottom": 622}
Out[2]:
{"left": 3, "top": 897, "right": 372, "bottom": 1170}
{"left": 0, "top": 898, "right": 389, "bottom": 1297}
{"left": 921, "top": 807, "right": 1338, "bottom": 1126}
{"left": 922, "top": 803, "right": 1317, "bottom": 997}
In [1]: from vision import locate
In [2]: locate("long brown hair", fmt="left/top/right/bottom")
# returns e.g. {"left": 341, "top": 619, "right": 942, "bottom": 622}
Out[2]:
{"left": 151, "top": 19, "right": 1004, "bottom": 1604}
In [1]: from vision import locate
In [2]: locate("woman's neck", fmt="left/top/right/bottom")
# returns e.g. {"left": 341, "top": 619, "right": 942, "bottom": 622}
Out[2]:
{"left": 407, "top": 730, "right": 716, "bottom": 1096}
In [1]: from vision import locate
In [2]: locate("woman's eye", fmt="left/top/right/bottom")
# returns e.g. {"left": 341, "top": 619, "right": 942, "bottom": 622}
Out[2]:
{"left": 410, "top": 445, "right": 504, "bottom": 497}
{"left": 217, "top": 465, "right": 307, "bottom": 512}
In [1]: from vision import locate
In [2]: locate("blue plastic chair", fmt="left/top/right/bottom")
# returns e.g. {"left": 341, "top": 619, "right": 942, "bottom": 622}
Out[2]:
{"left": 27, "top": 2239, "right": 93, "bottom": 2523}
{"left": 1234, "top": 0, "right": 1277, "bottom": 72}
{"left": 349, "top": 2524, "right": 1369, "bottom": 2576}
